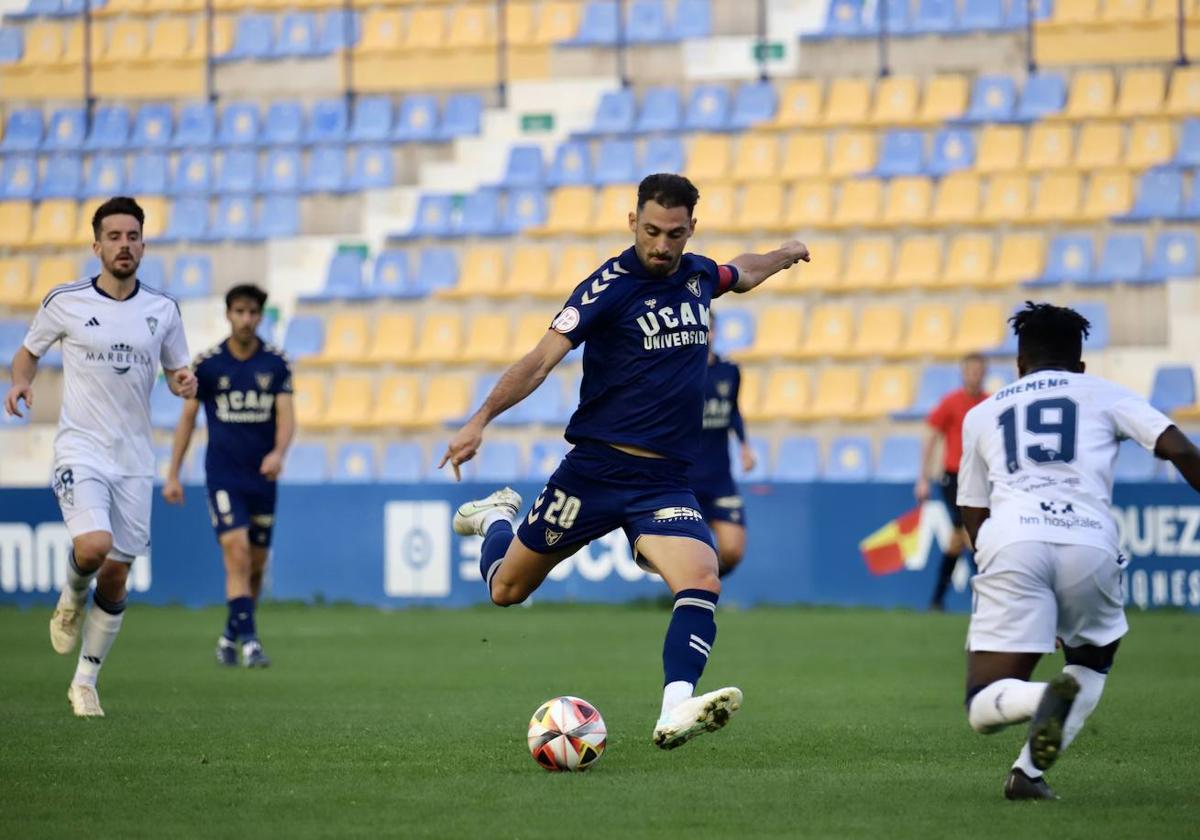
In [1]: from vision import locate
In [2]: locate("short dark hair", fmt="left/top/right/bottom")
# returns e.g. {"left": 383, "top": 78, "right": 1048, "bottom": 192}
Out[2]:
{"left": 637, "top": 173, "right": 700, "bottom": 216}
{"left": 1010, "top": 301, "right": 1091, "bottom": 366}
{"left": 962, "top": 352, "right": 986, "bottom": 366}
{"left": 226, "top": 284, "right": 268, "bottom": 310}
{"left": 91, "top": 196, "right": 145, "bottom": 240}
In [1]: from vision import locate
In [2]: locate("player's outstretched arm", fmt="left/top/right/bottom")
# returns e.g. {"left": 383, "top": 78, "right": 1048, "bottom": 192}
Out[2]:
{"left": 4, "top": 346, "right": 38, "bottom": 418}
{"left": 727, "top": 240, "right": 810, "bottom": 294}
{"left": 163, "top": 398, "right": 201, "bottom": 505}
{"left": 439, "top": 330, "right": 573, "bottom": 480}
{"left": 261, "top": 393, "right": 295, "bottom": 481}
{"left": 1155, "top": 426, "right": 1200, "bottom": 493}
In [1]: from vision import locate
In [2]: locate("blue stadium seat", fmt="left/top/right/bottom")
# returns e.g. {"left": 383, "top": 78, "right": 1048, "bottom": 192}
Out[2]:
{"left": 1175, "top": 119, "right": 1200, "bottom": 168}
{"left": 713, "top": 308, "right": 754, "bottom": 355}
{"left": 961, "top": 75, "right": 1016, "bottom": 123}
{"left": 956, "top": 0, "right": 1005, "bottom": 31}
{"left": 1030, "top": 234, "right": 1092, "bottom": 287}
{"left": 504, "top": 188, "right": 548, "bottom": 232}
{"left": 256, "top": 195, "right": 300, "bottom": 238}
{"left": 912, "top": 0, "right": 956, "bottom": 33}
{"left": 730, "top": 81, "right": 778, "bottom": 129}
{"left": 526, "top": 440, "right": 569, "bottom": 479}
{"left": 170, "top": 254, "right": 213, "bottom": 299}
{"left": 0, "top": 155, "right": 36, "bottom": 199}
{"left": 1176, "top": 171, "right": 1200, "bottom": 221}
{"left": 876, "top": 436, "right": 923, "bottom": 482}
{"left": 455, "top": 188, "right": 502, "bottom": 236}
{"left": 1149, "top": 365, "right": 1196, "bottom": 414}
{"left": 380, "top": 442, "right": 422, "bottom": 482}
{"left": 262, "top": 100, "right": 303, "bottom": 146}
{"left": 283, "top": 444, "right": 328, "bottom": 484}
{"left": 303, "top": 146, "right": 348, "bottom": 193}
{"left": 1, "top": 108, "right": 42, "bottom": 151}
{"left": 569, "top": 0, "right": 619, "bottom": 45}
{"left": 131, "top": 104, "right": 172, "bottom": 149}
{"left": 275, "top": 13, "right": 319, "bottom": 58}
{"left": 304, "top": 250, "right": 366, "bottom": 302}
{"left": 350, "top": 145, "right": 393, "bottom": 190}
{"left": 502, "top": 145, "right": 544, "bottom": 188}
{"left": 171, "top": 151, "right": 212, "bottom": 194}
{"left": 875, "top": 130, "right": 925, "bottom": 177}
{"left": 394, "top": 94, "right": 439, "bottom": 142}
{"left": 476, "top": 442, "right": 523, "bottom": 482}
{"left": 928, "top": 127, "right": 974, "bottom": 175}
{"left": 261, "top": 148, "right": 302, "bottom": 193}
{"left": 128, "top": 151, "right": 169, "bottom": 195}
{"left": 1015, "top": 72, "right": 1066, "bottom": 122}
{"left": 84, "top": 154, "right": 126, "bottom": 197}
{"left": 549, "top": 141, "right": 592, "bottom": 186}
{"left": 159, "top": 196, "right": 208, "bottom": 242}
{"left": 218, "top": 103, "right": 260, "bottom": 146}
{"left": 0, "top": 28, "right": 22, "bottom": 63}
{"left": 318, "top": 9, "right": 360, "bottom": 52}
{"left": 636, "top": 87, "right": 683, "bottom": 133}
{"left": 1091, "top": 234, "right": 1144, "bottom": 286}
{"left": 1118, "top": 168, "right": 1183, "bottom": 222}
{"left": 498, "top": 373, "right": 567, "bottom": 425}
{"left": 38, "top": 154, "right": 82, "bottom": 199}
{"left": 349, "top": 95, "right": 393, "bottom": 143}
{"left": 281, "top": 314, "right": 324, "bottom": 361}
{"left": 825, "top": 437, "right": 874, "bottom": 481}
{"left": 209, "top": 196, "right": 255, "bottom": 241}
{"left": 626, "top": 0, "right": 669, "bottom": 42}
{"left": 0, "top": 321, "right": 26, "bottom": 375}
{"left": 172, "top": 102, "right": 216, "bottom": 148}
{"left": 671, "top": 0, "right": 713, "bottom": 38}
{"left": 413, "top": 247, "right": 459, "bottom": 295}
{"left": 771, "top": 436, "right": 819, "bottom": 481}
{"left": 893, "top": 364, "right": 958, "bottom": 420}
{"left": 439, "top": 94, "right": 482, "bottom": 140}
{"left": 1005, "top": 0, "right": 1053, "bottom": 28}
{"left": 861, "top": 0, "right": 913, "bottom": 35}
{"left": 1070, "top": 301, "right": 1109, "bottom": 350}
{"left": 587, "top": 89, "right": 635, "bottom": 136}
{"left": 368, "top": 250, "right": 411, "bottom": 298}
{"left": 216, "top": 149, "right": 257, "bottom": 194}
{"left": 594, "top": 139, "right": 637, "bottom": 184}
{"left": 1114, "top": 439, "right": 1160, "bottom": 482}
{"left": 332, "top": 442, "right": 377, "bottom": 483}
{"left": 684, "top": 84, "right": 731, "bottom": 131}
{"left": 44, "top": 107, "right": 85, "bottom": 150}
{"left": 641, "top": 136, "right": 686, "bottom": 176}
{"left": 221, "top": 14, "right": 274, "bottom": 61}
{"left": 137, "top": 253, "right": 166, "bottom": 290}
{"left": 1145, "top": 231, "right": 1198, "bottom": 282}
{"left": 84, "top": 105, "right": 130, "bottom": 150}
{"left": 407, "top": 194, "right": 454, "bottom": 237}
{"left": 814, "top": 0, "right": 866, "bottom": 38}
{"left": 149, "top": 377, "right": 181, "bottom": 429}
{"left": 306, "top": 98, "right": 349, "bottom": 145}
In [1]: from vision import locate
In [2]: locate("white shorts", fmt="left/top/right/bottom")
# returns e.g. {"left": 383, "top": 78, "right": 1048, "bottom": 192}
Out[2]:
{"left": 967, "top": 541, "right": 1129, "bottom": 654}
{"left": 52, "top": 464, "right": 152, "bottom": 563}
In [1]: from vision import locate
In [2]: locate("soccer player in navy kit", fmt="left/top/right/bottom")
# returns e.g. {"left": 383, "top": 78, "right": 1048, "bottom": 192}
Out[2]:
{"left": 163, "top": 284, "right": 295, "bottom": 668}
{"left": 688, "top": 313, "right": 755, "bottom": 578}
{"left": 441, "top": 174, "right": 809, "bottom": 749}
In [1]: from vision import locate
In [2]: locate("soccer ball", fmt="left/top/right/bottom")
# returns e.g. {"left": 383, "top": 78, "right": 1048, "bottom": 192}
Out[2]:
{"left": 527, "top": 696, "right": 607, "bottom": 772}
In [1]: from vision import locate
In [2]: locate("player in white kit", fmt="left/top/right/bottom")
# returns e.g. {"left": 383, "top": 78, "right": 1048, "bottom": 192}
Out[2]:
{"left": 3, "top": 197, "right": 196, "bottom": 717}
{"left": 956, "top": 302, "right": 1200, "bottom": 800}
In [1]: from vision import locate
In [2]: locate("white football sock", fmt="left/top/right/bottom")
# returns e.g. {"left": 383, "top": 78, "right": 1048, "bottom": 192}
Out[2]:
{"left": 481, "top": 509, "right": 513, "bottom": 534}
{"left": 660, "top": 681, "right": 693, "bottom": 718}
{"left": 64, "top": 552, "right": 95, "bottom": 605}
{"left": 968, "top": 678, "right": 1047, "bottom": 733}
{"left": 1061, "top": 664, "right": 1107, "bottom": 751}
{"left": 1012, "top": 742, "right": 1041, "bottom": 778}
{"left": 72, "top": 603, "right": 124, "bottom": 688}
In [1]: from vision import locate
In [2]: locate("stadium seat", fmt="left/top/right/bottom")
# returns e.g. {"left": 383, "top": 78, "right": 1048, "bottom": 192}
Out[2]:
{"left": 412, "top": 313, "right": 463, "bottom": 365}
{"left": 732, "top": 133, "right": 779, "bottom": 182}
{"left": 1114, "top": 439, "right": 1160, "bottom": 482}
{"left": 84, "top": 105, "right": 130, "bottom": 150}
{"left": 839, "top": 237, "right": 894, "bottom": 292}
{"left": 84, "top": 154, "right": 126, "bottom": 198}
{"left": 216, "top": 149, "right": 256, "bottom": 195}
{"left": 209, "top": 196, "right": 255, "bottom": 241}
{"left": 0, "top": 259, "right": 30, "bottom": 306}
{"left": 445, "top": 245, "right": 505, "bottom": 300}
{"left": 361, "top": 311, "right": 415, "bottom": 364}
{"left": 981, "top": 173, "right": 1030, "bottom": 223}
{"left": 855, "top": 366, "right": 914, "bottom": 418}
{"left": 799, "top": 305, "right": 854, "bottom": 357}
{"left": 0, "top": 202, "right": 33, "bottom": 248}
{"left": 844, "top": 305, "right": 903, "bottom": 357}
{"left": 44, "top": 108, "right": 85, "bottom": 151}
{"left": 0, "top": 28, "right": 21, "bottom": 64}
{"left": 806, "top": 366, "right": 862, "bottom": 420}
{"left": 502, "top": 245, "right": 552, "bottom": 298}
{"left": 548, "top": 141, "right": 590, "bottom": 187}
{"left": 1031, "top": 171, "right": 1082, "bottom": 222}
{"left": 587, "top": 89, "right": 635, "bottom": 136}
{"left": 348, "top": 96, "right": 393, "bottom": 144}
{"left": 475, "top": 442, "right": 523, "bottom": 482}
{"left": 733, "top": 182, "right": 784, "bottom": 232}
{"left": 881, "top": 177, "right": 932, "bottom": 226}
{"left": 1080, "top": 170, "right": 1132, "bottom": 221}
{"left": 822, "top": 78, "right": 871, "bottom": 125}
{"left": 260, "top": 149, "right": 302, "bottom": 194}
{"left": 636, "top": 87, "right": 683, "bottom": 133}
{"left": 1118, "top": 167, "right": 1182, "bottom": 221}
{"left": 1074, "top": 122, "right": 1121, "bottom": 170}
{"left": 0, "top": 157, "right": 36, "bottom": 200}
{"left": 861, "top": 0, "right": 913, "bottom": 34}
{"left": 731, "top": 81, "right": 778, "bottom": 129}
{"left": 1116, "top": 67, "right": 1166, "bottom": 117}
{"left": 171, "top": 151, "right": 212, "bottom": 195}
{"left": 172, "top": 102, "right": 216, "bottom": 148}
{"left": 1071, "top": 301, "right": 1110, "bottom": 349}
{"left": 875, "top": 436, "right": 923, "bottom": 482}
{"left": 30, "top": 255, "right": 76, "bottom": 303}
{"left": 261, "top": 101, "right": 303, "bottom": 146}
{"left": 712, "top": 308, "right": 755, "bottom": 356}
{"left": 771, "top": 436, "right": 818, "bottom": 482}
{"left": 870, "top": 76, "right": 919, "bottom": 125}
{"left": 940, "top": 233, "right": 992, "bottom": 288}
{"left": 736, "top": 306, "right": 803, "bottom": 361}
{"left": 549, "top": 244, "right": 597, "bottom": 297}
{"left": 290, "top": 375, "right": 326, "bottom": 427}
{"left": 687, "top": 134, "right": 731, "bottom": 181}
{"left": 1, "top": 109, "right": 43, "bottom": 152}
{"left": 1034, "top": 234, "right": 1093, "bottom": 286}
{"left": 526, "top": 440, "right": 569, "bottom": 479}
{"left": 306, "top": 99, "right": 348, "bottom": 145}
{"left": 772, "top": 80, "right": 823, "bottom": 128}
{"left": 458, "top": 310, "right": 512, "bottom": 364}
{"left": 454, "top": 189, "right": 502, "bottom": 236}
{"left": 318, "top": 375, "right": 375, "bottom": 429}
{"left": 928, "top": 128, "right": 974, "bottom": 175}
{"left": 824, "top": 437, "right": 872, "bottom": 481}
{"left": 170, "top": 254, "right": 213, "bottom": 299}
{"left": 416, "top": 373, "right": 471, "bottom": 427}
{"left": 568, "top": 0, "right": 618, "bottom": 45}
{"left": 759, "top": 367, "right": 811, "bottom": 421}
{"left": 671, "top": 0, "right": 713, "bottom": 38}
{"left": 351, "top": 146, "right": 394, "bottom": 190}
{"left": 30, "top": 200, "right": 77, "bottom": 247}
{"left": 684, "top": 85, "right": 731, "bottom": 132}
{"left": 1015, "top": 72, "right": 1066, "bottom": 122}
{"left": 502, "top": 145, "right": 544, "bottom": 188}
{"left": 1061, "top": 70, "right": 1115, "bottom": 120}
{"left": 975, "top": 125, "right": 1023, "bottom": 174}
{"left": 390, "top": 95, "right": 438, "bottom": 143}
{"left": 1125, "top": 120, "right": 1174, "bottom": 170}
{"left": 380, "top": 442, "right": 422, "bottom": 483}
{"left": 1150, "top": 365, "right": 1196, "bottom": 414}
{"left": 780, "top": 132, "right": 827, "bottom": 181}
{"left": 282, "top": 444, "right": 327, "bottom": 484}
{"left": 900, "top": 304, "right": 954, "bottom": 357}
{"left": 928, "top": 172, "right": 980, "bottom": 225}
{"left": 220, "top": 14, "right": 273, "bottom": 61}
{"left": 136, "top": 254, "right": 166, "bottom": 290}
{"left": 1146, "top": 231, "right": 1198, "bottom": 281}
{"left": 275, "top": 13, "right": 319, "bottom": 59}
{"left": 815, "top": 0, "right": 867, "bottom": 37}
{"left": 1087, "top": 233, "right": 1144, "bottom": 285}
{"left": 962, "top": 75, "right": 1016, "bottom": 123}
{"left": 282, "top": 315, "right": 324, "bottom": 362}
{"left": 533, "top": 187, "right": 593, "bottom": 235}
{"left": 953, "top": 302, "right": 1006, "bottom": 353}
{"left": 830, "top": 178, "right": 882, "bottom": 228}
{"left": 875, "top": 130, "right": 925, "bottom": 177}
{"left": 892, "top": 235, "right": 941, "bottom": 288}
{"left": 892, "top": 363, "right": 958, "bottom": 420}
{"left": 505, "top": 310, "right": 557, "bottom": 362}
{"left": 991, "top": 232, "right": 1044, "bottom": 286}
{"left": 1166, "top": 67, "right": 1200, "bottom": 116}
{"left": 218, "top": 103, "right": 260, "bottom": 146}
{"left": 918, "top": 74, "right": 969, "bottom": 124}
{"left": 593, "top": 140, "right": 637, "bottom": 185}
{"left": 439, "top": 94, "right": 483, "bottom": 140}
{"left": 331, "top": 442, "right": 376, "bottom": 483}
{"left": 365, "top": 373, "right": 418, "bottom": 427}
{"left": 304, "top": 146, "right": 348, "bottom": 193}
{"left": 1024, "top": 123, "right": 1073, "bottom": 172}
{"left": 307, "top": 252, "right": 367, "bottom": 303}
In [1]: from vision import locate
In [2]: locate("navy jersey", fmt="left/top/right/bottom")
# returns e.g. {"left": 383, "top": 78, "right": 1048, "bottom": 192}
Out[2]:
{"left": 687, "top": 356, "right": 746, "bottom": 493}
{"left": 193, "top": 339, "right": 293, "bottom": 490}
{"left": 551, "top": 247, "right": 737, "bottom": 464}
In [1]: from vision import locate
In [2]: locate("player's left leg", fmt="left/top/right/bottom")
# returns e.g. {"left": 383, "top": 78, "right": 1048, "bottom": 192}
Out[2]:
{"left": 710, "top": 521, "right": 746, "bottom": 577}
{"left": 68, "top": 556, "right": 131, "bottom": 718}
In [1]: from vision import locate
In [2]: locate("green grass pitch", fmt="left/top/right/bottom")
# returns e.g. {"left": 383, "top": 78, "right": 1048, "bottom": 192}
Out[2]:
{"left": 1, "top": 603, "right": 1197, "bottom": 839}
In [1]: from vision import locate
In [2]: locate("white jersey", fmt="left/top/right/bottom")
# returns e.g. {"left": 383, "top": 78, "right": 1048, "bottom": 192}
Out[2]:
{"left": 23, "top": 277, "right": 191, "bottom": 477}
{"left": 958, "top": 370, "right": 1173, "bottom": 565}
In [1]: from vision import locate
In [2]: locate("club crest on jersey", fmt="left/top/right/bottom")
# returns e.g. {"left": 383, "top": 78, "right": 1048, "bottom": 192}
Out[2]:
{"left": 686, "top": 275, "right": 701, "bottom": 297}
{"left": 218, "top": 375, "right": 231, "bottom": 391}
{"left": 145, "top": 316, "right": 158, "bottom": 336}
{"left": 644, "top": 299, "right": 657, "bottom": 309}
{"left": 256, "top": 373, "right": 273, "bottom": 390}
{"left": 545, "top": 529, "right": 563, "bottom": 546}
{"left": 717, "top": 381, "right": 732, "bottom": 397}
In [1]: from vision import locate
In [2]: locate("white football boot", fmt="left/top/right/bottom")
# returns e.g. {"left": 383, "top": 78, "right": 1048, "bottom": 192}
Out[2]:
{"left": 50, "top": 590, "right": 86, "bottom": 655}
{"left": 653, "top": 686, "right": 743, "bottom": 750}
{"left": 67, "top": 683, "right": 104, "bottom": 718}
{"left": 453, "top": 487, "right": 523, "bottom": 537}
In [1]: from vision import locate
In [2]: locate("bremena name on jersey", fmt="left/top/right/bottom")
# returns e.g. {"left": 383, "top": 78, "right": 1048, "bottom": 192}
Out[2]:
{"left": 993, "top": 376, "right": 1071, "bottom": 401}
{"left": 636, "top": 300, "right": 710, "bottom": 351}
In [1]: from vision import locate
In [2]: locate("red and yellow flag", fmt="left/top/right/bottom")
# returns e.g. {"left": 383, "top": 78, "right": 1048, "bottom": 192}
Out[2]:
{"left": 858, "top": 507, "right": 923, "bottom": 576}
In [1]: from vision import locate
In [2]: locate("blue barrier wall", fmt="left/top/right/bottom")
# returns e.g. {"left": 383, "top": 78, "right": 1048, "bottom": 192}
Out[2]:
{"left": 2, "top": 483, "right": 1198, "bottom": 611}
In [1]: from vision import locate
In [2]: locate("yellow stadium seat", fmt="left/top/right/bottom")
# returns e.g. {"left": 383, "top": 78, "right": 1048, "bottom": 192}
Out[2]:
{"left": 799, "top": 305, "right": 854, "bottom": 357}
{"left": 581, "top": 185, "right": 628, "bottom": 236}
{"left": 976, "top": 125, "right": 1025, "bottom": 174}
{"left": 759, "top": 367, "right": 810, "bottom": 421}
{"left": 416, "top": 373, "right": 470, "bottom": 426}
{"left": 696, "top": 182, "right": 735, "bottom": 231}
{"left": 1073, "top": 121, "right": 1121, "bottom": 170}
{"left": 0, "top": 203, "right": 34, "bottom": 248}
{"left": 502, "top": 245, "right": 552, "bottom": 298}
{"left": 733, "top": 182, "right": 784, "bottom": 232}
{"left": 880, "top": 177, "right": 932, "bottom": 227}
{"left": 981, "top": 174, "right": 1030, "bottom": 224}
{"left": 805, "top": 366, "right": 862, "bottom": 420}
{"left": 1116, "top": 67, "right": 1165, "bottom": 116}
{"left": 828, "top": 131, "right": 876, "bottom": 177}
{"left": 772, "top": 79, "right": 823, "bottom": 128}
{"left": 29, "top": 256, "right": 76, "bottom": 305}
{"left": 1102, "top": 0, "right": 1147, "bottom": 20}
{"left": 137, "top": 197, "right": 168, "bottom": 240}
{"left": 777, "top": 236, "right": 840, "bottom": 292}
{"left": 413, "top": 313, "right": 463, "bottom": 364}
{"left": 1052, "top": 0, "right": 1100, "bottom": 22}
{"left": 1025, "top": 123, "right": 1074, "bottom": 171}
{"left": 146, "top": 18, "right": 194, "bottom": 62}
{"left": 403, "top": 8, "right": 446, "bottom": 49}
{"left": 444, "top": 245, "right": 506, "bottom": 298}
{"left": 869, "top": 76, "right": 919, "bottom": 125}
{"left": 292, "top": 375, "right": 327, "bottom": 427}
{"left": 532, "top": 1, "right": 578, "bottom": 44}
{"left": 99, "top": 20, "right": 149, "bottom": 63}
{"left": 737, "top": 367, "right": 763, "bottom": 420}
{"left": 550, "top": 245, "right": 598, "bottom": 296}
{"left": 506, "top": 310, "right": 553, "bottom": 361}
{"left": 30, "top": 200, "right": 77, "bottom": 247}
{"left": 847, "top": 306, "right": 905, "bottom": 359}
{"left": 1031, "top": 171, "right": 1083, "bottom": 222}
{"left": 686, "top": 134, "right": 731, "bottom": 182}
{"left": 1165, "top": 66, "right": 1200, "bottom": 114}
{"left": 1125, "top": 119, "right": 1174, "bottom": 168}
{"left": 460, "top": 313, "right": 512, "bottom": 364}
{"left": 993, "top": 233, "right": 1045, "bottom": 285}
{"left": 447, "top": 5, "right": 496, "bottom": 48}
{"left": 732, "top": 133, "right": 780, "bottom": 182}
{"left": 901, "top": 304, "right": 954, "bottom": 357}
{"left": 317, "top": 313, "right": 370, "bottom": 365}
{"left": 929, "top": 173, "right": 981, "bottom": 226}
{"left": 892, "top": 235, "right": 942, "bottom": 288}
{"left": 96, "top": 0, "right": 145, "bottom": 16}
{"left": 1061, "top": 70, "right": 1116, "bottom": 120}
{"left": 822, "top": 78, "right": 871, "bottom": 125}
{"left": 318, "top": 375, "right": 375, "bottom": 429}
{"left": 533, "top": 187, "right": 593, "bottom": 236}
{"left": 953, "top": 302, "right": 1006, "bottom": 354}
{"left": 781, "top": 133, "right": 827, "bottom": 180}
{"left": 830, "top": 179, "right": 882, "bottom": 228}
{"left": 943, "top": 234, "right": 994, "bottom": 287}
{"left": 70, "top": 203, "right": 93, "bottom": 246}
{"left": 358, "top": 11, "right": 404, "bottom": 54}
{"left": 22, "top": 23, "right": 67, "bottom": 65}
{"left": 853, "top": 365, "right": 914, "bottom": 418}
{"left": 0, "top": 258, "right": 30, "bottom": 306}
{"left": 1080, "top": 169, "right": 1132, "bottom": 219}
{"left": 698, "top": 239, "right": 747, "bottom": 265}
{"left": 735, "top": 306, "right": 804, "bottom": 361}
{"left": 365, "top": 312, "right": 416, "bottom": 363}
{"left": 840, "top": 237, "right": 894, "bottom": 292}
{"left": 370, "top": 373, "right": 420, "bottom": 427}
{"left": 505, "top": 1, "right": 535, "bottom": 44}
{"left": 917, "top": 74, "right": 968, "bottom": 124}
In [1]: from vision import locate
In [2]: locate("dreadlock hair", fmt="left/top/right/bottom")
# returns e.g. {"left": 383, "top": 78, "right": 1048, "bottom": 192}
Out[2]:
{"left": 1010, "top": 301, "right": 1092, "bottom": 369}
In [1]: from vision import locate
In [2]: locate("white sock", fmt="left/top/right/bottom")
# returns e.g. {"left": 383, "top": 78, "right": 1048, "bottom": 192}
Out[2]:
{"left": 1012, "top": 742, "right": 1041, "bottom": 778}
{"left": 481, "top": 509, "right": 512, "bottom": 534}
{"left": 1061, "top": 664, "right": 1107, "bottom": 751}
{"left": 64, "top": 552, "right": 95, "bottom": 605}
{"left": 72, "top": 601, "right": 124, "bottom": 688}
{"left": 660, "top": 680, "right": 693, "bottom": 718}
{"left": 968, "top": 678, "right": 1047, "bottom": 733}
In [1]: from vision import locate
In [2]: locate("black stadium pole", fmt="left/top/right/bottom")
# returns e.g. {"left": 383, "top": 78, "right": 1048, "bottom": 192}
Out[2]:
{"left": 342, "top": 0, "right": 354, "bottom": 113}
{"left": 205, "top": 0, "right": 216, "bottom": 103}
{"left": 497, "top": 0, "right": 508, "bottom": 109}
{"left": 616, "top": 0, "right": 628, "bottom": 88}
{"left": 1025, "top": 0, "right": 1037, "bottom": 72}
{"left": 82, "top": 0, "right": 93, "bottom": 135}
{"left": 1176, "top": 0, "right": 1189, "bottom": 66}
{"left": 877, "top": 0, "right": 890, "bottom": 77}
{"left": 756, "top": 0, "right": 768, "bottom": 82}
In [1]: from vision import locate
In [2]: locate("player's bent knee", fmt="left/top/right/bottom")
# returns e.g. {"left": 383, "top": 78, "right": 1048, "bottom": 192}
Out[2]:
{"left": 1063, "top": 639, "right": 1120, "bottom": 674}
{"left": 96, "top": 561, "right": 130, "bottom": 601}
{"left": 489, "top": 580, "right": 529, "bottom": 607}
{"left": 73, "top": 532, "right": 112, "bottom": 566}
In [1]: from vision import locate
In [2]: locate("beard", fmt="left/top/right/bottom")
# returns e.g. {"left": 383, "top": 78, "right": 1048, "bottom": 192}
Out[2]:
{"left": 107, "top": 256, "right": 138, "bottom": 280}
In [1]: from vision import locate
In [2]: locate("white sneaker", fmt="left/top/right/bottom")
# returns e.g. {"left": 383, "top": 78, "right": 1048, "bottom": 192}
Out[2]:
{"left": 652, "top": 686, "right": 743, "bottom": 750}
{"left": 67, "top": 683, "right": 104, "bottom": 718}
{"left": 453, "top": 487, "right": 522, "bottom": 537}
{"left": 50, "top": 591, "right": 85, "bottom": 655}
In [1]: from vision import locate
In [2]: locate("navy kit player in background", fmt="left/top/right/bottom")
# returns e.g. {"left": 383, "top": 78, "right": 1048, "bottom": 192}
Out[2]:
{"left": 163, "top": 284, "right": 294, "bottom": 668}
{"left": 441, "top": 174, "right": 809, "bottom": 749}
{"left": 687, "top": 312, "right": 755, "bottom": 577}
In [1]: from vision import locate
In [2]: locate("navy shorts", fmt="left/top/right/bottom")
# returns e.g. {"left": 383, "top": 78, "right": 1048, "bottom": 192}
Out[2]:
{"left": 941, "top": 471, "right": 963, "bottom": 529}
{"left": 206, "top": 483, "right": 278, "bottom": 547}
{"left": 516, "top": 440, "right": 715, "bottom": 564}
{"left": 696, "top": 490, "right": 747, "bottom": 526}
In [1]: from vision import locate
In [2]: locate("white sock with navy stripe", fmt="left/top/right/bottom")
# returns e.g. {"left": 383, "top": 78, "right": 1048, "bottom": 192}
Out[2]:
{"left": 660, "top": 588, "right": 718, "bottom": 717}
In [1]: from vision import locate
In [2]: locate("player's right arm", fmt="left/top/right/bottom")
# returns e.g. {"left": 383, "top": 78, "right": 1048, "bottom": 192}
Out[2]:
{"left": 4, "top": 346, "right": 39, "bottom": 417}
{"left": 163, "top": 397, "right": 201, "bottom": 505}
{"left": 956, "top": 408, "right": 991, "bottom": 551}
{"left": 1155, "top": 427, "right": 1200, "bottom": 492}
{"left": 6, "top": 296, "right": 66, "bottom": 417}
